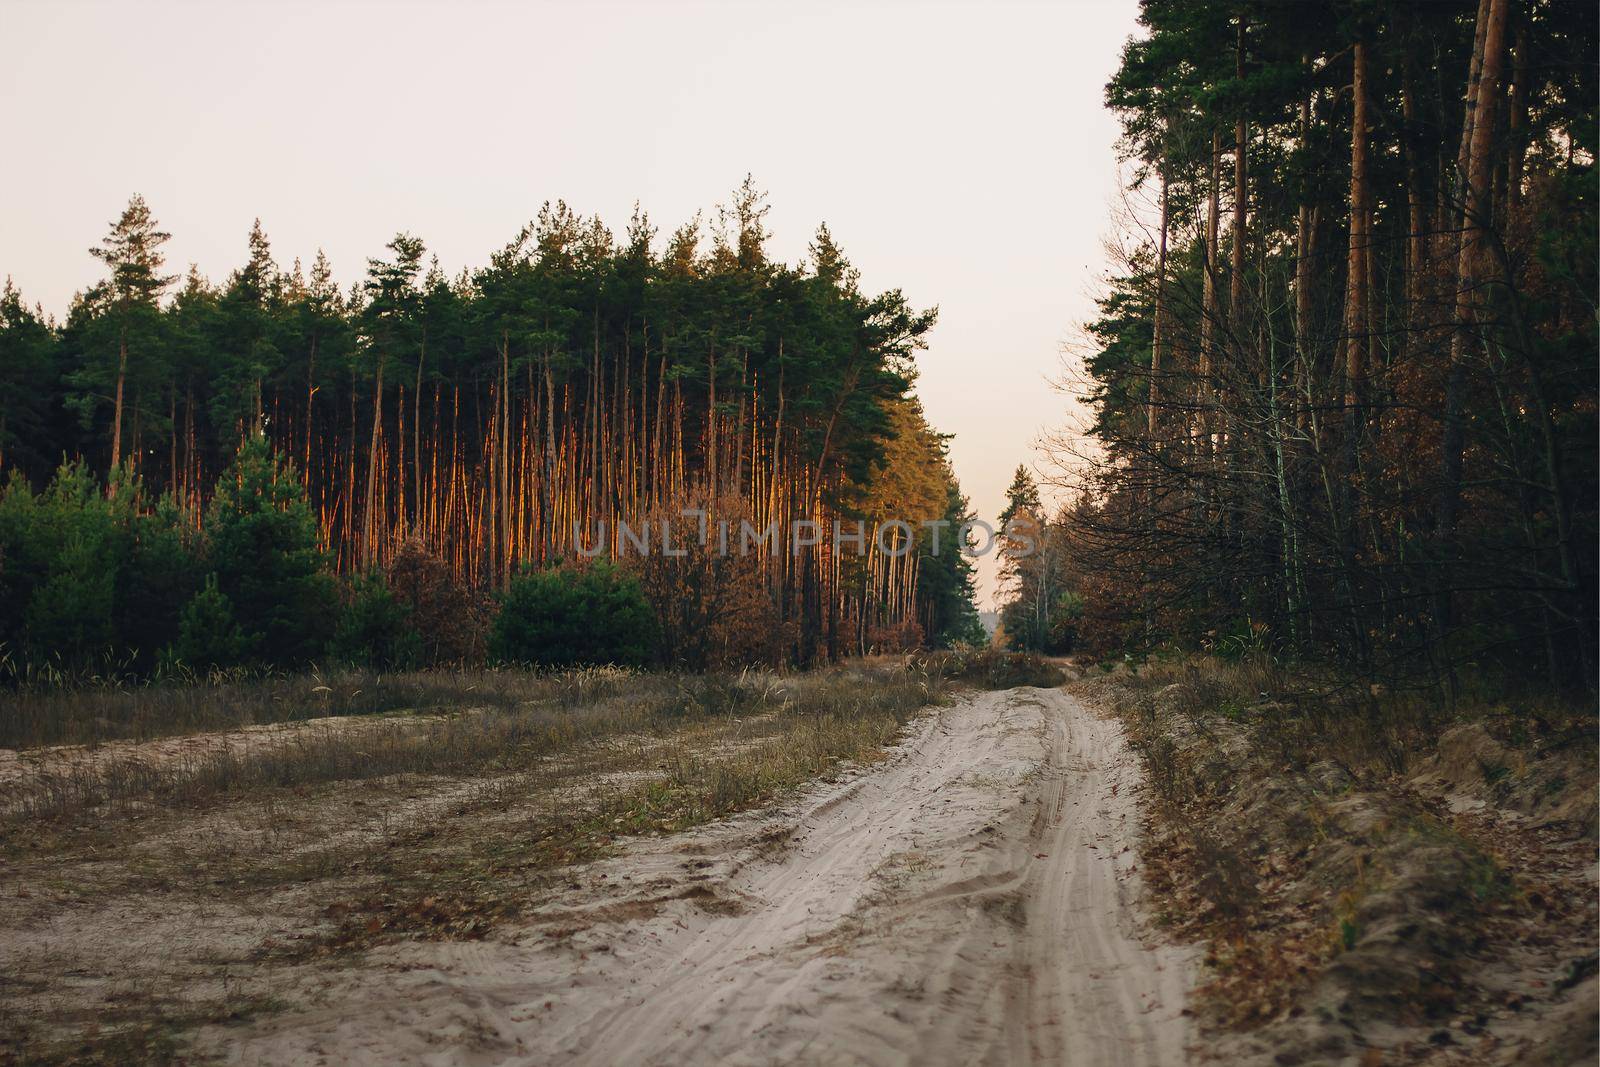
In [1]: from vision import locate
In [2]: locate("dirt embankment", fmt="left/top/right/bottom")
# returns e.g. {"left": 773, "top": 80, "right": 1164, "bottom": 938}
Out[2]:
{"left": 199, "top": 687, "right": 1194, "bottom": 1066}
{"left": 1082, "top": 663, "right": 1598, "bottom": 1067}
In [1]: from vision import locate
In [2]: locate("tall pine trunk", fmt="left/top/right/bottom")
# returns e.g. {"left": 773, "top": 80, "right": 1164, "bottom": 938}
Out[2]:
{"left": 1148, "top": 167, "right": 1170, "bottom": 436}
{"left": 110, "top": 327, "right": 127, "bottom": 477}
{"left": 1436, "top": 0, "right": 1510, "bottom": 641}
{"left": 362, "top": 356, "right": 386, "bottom": 568}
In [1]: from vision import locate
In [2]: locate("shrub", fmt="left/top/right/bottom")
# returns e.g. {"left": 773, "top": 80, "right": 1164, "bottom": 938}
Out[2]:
{"left": 1209, "top": 617, "right": 1272, "bottom": 663}
{"left": 177, "top": 575, "right": 251, "bottom": 670}
{"left": 386, "top": 539, "right": 487, "bottom": 666}
{"left": 0, "top": 462, "right": 201, "bottom": 676}
{"left": 25, "top": 531, "right": 118, "bottom": 664}
{"left": 116, "top": 494, "right": 203, "bottom": 670}
{"left": 489, "top": 561, "right": 656, "bottom": 668}
{"left": 204, "top": 436, "right": 336, "bottom": 666}
{"left": 0, "top": 464, "right": 121, "bottom": 667}
{"left": 332, "top": 572, "right": 422, "bottom": 670}
{"left": 929, "top": 646, "right": 1067, "bottom": 690}
{"left": 866, "top": 617, "right": 925, "bottom": 654}
{"left": 1048, "top": 590, "right": 1086, "bottom": 653}
{"left": 633, "top": 494, "right": 791, "bottom": 669}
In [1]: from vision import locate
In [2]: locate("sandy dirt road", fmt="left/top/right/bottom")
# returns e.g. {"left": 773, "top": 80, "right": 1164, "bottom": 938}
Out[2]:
{"left": 218, "top": 686, "right": 1193, "bottom": 1066}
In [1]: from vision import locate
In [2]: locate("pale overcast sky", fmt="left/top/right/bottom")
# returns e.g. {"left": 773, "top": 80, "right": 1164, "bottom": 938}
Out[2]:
{"left": 0, "top": 0, "right": 1138, "bottom": 606}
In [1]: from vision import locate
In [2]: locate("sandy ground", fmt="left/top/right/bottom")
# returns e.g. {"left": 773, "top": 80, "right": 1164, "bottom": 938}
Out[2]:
{"left": 205, "top": 686, "right": 1193, "bottom": 1066}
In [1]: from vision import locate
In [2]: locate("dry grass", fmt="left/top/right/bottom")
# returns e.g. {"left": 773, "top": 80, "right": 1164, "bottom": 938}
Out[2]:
{"left": 0, "top": 666, "right": 943, "bottom": 822}
{"left": 0, "top": 660, "right": 948, "bottom": 1064}
{"left": 1080, "top": 653, "right": 1598, "bottom": 1059}
{"left": 1087, "top": 652, "right": 1595, "bottom": 798}
{"left": 0, "top": 666, "right": 652, "bottom": 750}
{"left": 921, "top": 647, "right": 1066, "bottom": 691}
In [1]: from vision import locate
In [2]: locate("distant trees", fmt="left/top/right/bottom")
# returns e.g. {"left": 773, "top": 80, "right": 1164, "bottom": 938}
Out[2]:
{"left": 996, "top": 467, "right": 1079, "bottom": 654}
{"left": 918, "top": 481, "right": 986, "bottom": 649}
{"left": 849, "top": 397, "right": 981, "bottom": 652}
{"left": 1061, "top": 0, "right": 1596, "bottom": 688}
{"left": 0, "top": 181, "right": 981, "bottom": 672}
{"left": 0, "top": 282, "right": 56, "bottom": 474}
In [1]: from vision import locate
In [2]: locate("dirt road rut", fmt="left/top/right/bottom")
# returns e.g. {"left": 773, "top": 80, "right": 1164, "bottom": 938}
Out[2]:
{"left": 223, "top": 687, "right": 1192, "bottom": 1066}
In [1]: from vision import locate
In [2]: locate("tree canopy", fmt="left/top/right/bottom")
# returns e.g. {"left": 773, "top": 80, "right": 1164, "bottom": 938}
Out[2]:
{"left": 0, "top": 180, "right": 979, "bottom": 666}
{"left": 1056, "top": 0, "right": 1596, "bottom": 689}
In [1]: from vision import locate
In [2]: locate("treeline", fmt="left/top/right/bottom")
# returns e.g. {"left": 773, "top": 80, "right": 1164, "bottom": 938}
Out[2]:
{"left": 1060, "top": 0, "right": 1595, "bottom": 688}
{"left": 993, "top": 466, "right": 1084, "bottom": 657}
{"left": 0, "top": 436, "right": 723, "bottom": 678}
{"left": 0, "top": 180, "right": 983, "bottom": 674}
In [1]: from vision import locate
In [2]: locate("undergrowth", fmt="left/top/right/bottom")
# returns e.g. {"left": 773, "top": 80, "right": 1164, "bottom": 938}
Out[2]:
{"left": 1084, "top": 652, "right": 1597, "bottom": 1058}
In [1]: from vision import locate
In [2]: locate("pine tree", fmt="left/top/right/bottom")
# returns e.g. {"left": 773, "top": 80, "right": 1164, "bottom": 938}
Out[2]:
{"left": 71, "top": 194, "right": 175, "bottom": 477}
{"left": 1062, "top": 0, "right": 1596, "bottom": 684}
{"left": 4, "top": 184, "right": 954, "bottom": 666}
{"left": 214, "top": 219, "right": 283, "bottom": 439}
{"left": 0, "top": 280, "right": 58, "bottom": 475}
{"left": 203, "top": 435, "right": 336, "bottom": 665}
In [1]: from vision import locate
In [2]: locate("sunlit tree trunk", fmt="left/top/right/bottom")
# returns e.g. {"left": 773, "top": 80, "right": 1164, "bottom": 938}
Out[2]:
{"left": 110, "top": 327, "right": 127, "bottom": 475}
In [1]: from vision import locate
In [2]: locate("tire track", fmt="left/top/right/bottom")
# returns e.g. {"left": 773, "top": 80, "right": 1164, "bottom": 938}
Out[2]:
{"left": 221, "top": 687, "right": 1193, "bottom": 1066}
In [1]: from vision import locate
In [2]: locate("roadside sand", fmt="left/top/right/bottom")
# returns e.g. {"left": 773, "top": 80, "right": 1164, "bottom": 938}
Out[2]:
{"left": 208, "top": 686, "right": 1193, "bottom": 1065}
